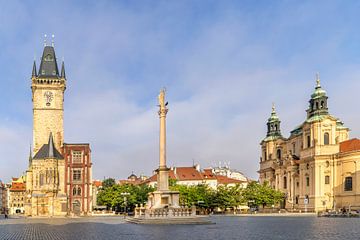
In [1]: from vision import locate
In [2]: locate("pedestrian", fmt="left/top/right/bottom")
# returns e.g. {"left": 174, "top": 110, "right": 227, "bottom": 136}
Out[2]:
{"left": 4, "top": 211, "right": 8, "bottom": 219}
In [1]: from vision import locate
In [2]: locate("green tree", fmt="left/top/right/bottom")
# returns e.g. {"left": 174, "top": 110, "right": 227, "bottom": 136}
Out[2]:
{"left": 102, "top": 178, "right": 116, "bottom": 189}
{"left": 243, "top": 181, "right": 284, "bottom": 208}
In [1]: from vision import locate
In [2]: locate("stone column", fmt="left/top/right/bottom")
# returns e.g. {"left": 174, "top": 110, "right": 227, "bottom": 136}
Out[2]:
{"left": 157, "top": 89, "right": 169, "bottom": 191}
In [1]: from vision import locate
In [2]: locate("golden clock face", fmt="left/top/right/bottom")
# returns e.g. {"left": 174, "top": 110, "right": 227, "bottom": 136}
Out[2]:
{"left": 44, "top": 91, "right": 54, "bottom": 106}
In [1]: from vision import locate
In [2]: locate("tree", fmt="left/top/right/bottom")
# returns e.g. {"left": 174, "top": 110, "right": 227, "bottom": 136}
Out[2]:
{"left": 102, "top": 178, "right": 116, "bottom": 189}
{"left": 97, "top": 183, "right": 155, "bottom": 211}
{"left": 243, "top": 181, "right": 284, "bottom": 208}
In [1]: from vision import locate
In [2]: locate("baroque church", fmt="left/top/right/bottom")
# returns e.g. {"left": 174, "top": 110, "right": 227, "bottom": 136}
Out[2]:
{"left": 259, "top": 74, "right": 360, "bottom": 212}
{"left": 25, "top": 42, "right": 93, "bottom": 216}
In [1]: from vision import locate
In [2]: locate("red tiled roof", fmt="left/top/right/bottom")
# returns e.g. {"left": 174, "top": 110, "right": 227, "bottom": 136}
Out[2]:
{"left": 202, "top": 168, "right": 217, "bottom": 179}
{"left": 215, "top": 175, "right": 243, "bottom": 185}
{"left": 340, "top": 138, "right": 360, "bottom": 153}
{"left": 10, "top": 182, "right": 25, "bottom": 191}
{"left": 174, "top": 167, "right": 203, "bottom": 181}
{"left": 93, "top": 180, "right": 102, "bottom": 187}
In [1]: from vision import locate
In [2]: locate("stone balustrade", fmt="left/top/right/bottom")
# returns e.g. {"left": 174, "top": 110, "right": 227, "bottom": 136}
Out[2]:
{"left": 134, "top": 204, "right": 196, "bottom": 218}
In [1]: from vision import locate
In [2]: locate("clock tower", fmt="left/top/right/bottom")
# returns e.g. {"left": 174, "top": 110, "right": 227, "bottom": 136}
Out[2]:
{"left": 31, "top": 44, "right": 66, "bottom": 154}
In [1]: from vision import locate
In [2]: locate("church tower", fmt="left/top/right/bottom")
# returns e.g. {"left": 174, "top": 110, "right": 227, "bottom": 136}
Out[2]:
{"left": 31, "top": 44, "right": 66, "bottom": 154}
{"left": 266, "top": 104, "right": 282, "bottom": 139}
{"left": 306, "top": 73, "right": 328, "bottom": 119}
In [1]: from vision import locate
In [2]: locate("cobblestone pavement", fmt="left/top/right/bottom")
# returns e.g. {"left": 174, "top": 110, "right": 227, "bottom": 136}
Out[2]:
{"left": 1, "top": 215, "right": 360, "bottom": 240}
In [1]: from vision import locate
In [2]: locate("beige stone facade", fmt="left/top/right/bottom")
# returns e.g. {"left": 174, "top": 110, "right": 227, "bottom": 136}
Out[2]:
{"left": 259, "top": 76, "right": 360, "bottom": 212}
{"left": 32, "top": 77, "right": 65, "bottom": 153}
{"left": 25, "top": 45, "right": 68, "bottom": 217}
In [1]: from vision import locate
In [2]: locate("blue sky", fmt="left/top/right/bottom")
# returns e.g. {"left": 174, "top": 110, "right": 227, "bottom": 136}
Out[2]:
{"left": 1, "top": 1, "right": 360, "bottom": 182}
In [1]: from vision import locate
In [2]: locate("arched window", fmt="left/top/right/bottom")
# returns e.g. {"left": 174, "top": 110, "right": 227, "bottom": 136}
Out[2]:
{"left": 275, "top": 124, "right": 278, "bottom": 131}
{"left": 316, "top": 102, "right": 319, "bottom": 109}
{"left": 324, "top": 132, "right": 329, "bottom": 145}
{"left": 283, "top": 176, "right": 287, "bottom": 189}
{"left": 320, "top": 101, "right": 325, "bottom": 109}
{"left": 277, "top": 149, "right": 281, "bottom": 159}
{"left": 77, "top": 187, "right": 81, "bottom": 196}
{"left": 344, "top": 177, "right": 353, "bottom": 191}
{"left": 73, "top": 187, "right": 77, "bottom": 196}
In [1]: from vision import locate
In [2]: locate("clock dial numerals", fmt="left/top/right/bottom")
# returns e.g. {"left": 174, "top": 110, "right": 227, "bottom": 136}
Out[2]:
{"left": 44, "top": 91, "right": 54, "bottom": 106}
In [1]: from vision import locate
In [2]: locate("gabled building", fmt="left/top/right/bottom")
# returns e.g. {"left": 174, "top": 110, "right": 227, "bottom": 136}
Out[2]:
{"left": 8, "top": 177, "right": 26, "bottom": 214}
{"left": 259, "top": 75, "right": 359, "bottom": 212}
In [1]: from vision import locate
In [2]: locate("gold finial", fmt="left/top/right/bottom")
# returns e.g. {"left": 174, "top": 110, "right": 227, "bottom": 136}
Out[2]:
{"left": 316, "top": 72, "right": 320, "bottom": 88}
{"left": 44, "top": 34, "right": 47, "bottom": 46}
{"left": 51, "top": 34, "right": 55, "bottom": 47}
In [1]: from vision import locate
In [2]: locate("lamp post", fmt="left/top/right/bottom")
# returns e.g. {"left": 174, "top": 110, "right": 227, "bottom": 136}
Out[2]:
{"left": 120, "top": 192, "right": 130, "bottom": 217}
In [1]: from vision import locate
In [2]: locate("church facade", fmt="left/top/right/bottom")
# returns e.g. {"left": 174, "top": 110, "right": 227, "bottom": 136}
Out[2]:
{"left": 25, "top": 43, "right": 93, "bottom": 217}
{"left": 259, "top": 75, "right": 360, "bottom": 212}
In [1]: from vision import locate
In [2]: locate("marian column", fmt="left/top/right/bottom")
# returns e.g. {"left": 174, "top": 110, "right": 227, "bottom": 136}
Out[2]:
{"left": 157, "top": 89, "right": 169, "bottom": 191}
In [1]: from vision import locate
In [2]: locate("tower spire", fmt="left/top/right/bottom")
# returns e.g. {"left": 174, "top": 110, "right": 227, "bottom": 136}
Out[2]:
{"left": 316, "top": 72, "right": 321, "bottom": 88}
{"left": 28, "top": 144, "right": 32, "bottom": 166}
{"left": 307, "top": 73, "right": 328, "bottom": 119}
{"left": 32, "top": 60, "right": 37, "bottom": 77}
{"left": 48, "top": 132, "right": 54, "bottom": 158}
{"left": 61, "top": 61, "right": 66, "bottom": 78}
{"left": 265, "top": 103, "right": 282, "bottom": 140}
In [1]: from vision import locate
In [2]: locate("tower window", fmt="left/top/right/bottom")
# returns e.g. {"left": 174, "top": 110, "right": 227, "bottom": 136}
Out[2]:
{"left": 325, "top": 176, "right": 330, "bottom": 184}
{"left": 277, "top": 149, "right": 281, "bottom": 159}
{"left": 307, "top": 135, "right": 311, "bottom": 148}
{"left": 324, "top": 133, "right": 329, "bottom": 145}
{"left": 320, "top": 101, "right": 325, "bottom": 109}
{"left": 344, "top": 177, "right": 352, "bottom": 191}
{"left": 72, "top": 151, "right": 83, "bottom": 163}
{"left": 73, "top": 170, "right": 81, "bottom": 181}
{"left": 316, "top": 102, "right": 319, "bottom": 109}
{"left": 306, "top": 177, "right": 310, "bottom": 187}
{"left": 264, "top": 150, "right": 267, "bottom": 161}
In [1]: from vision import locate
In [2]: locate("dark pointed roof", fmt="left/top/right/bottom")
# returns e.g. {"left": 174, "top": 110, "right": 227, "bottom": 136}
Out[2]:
{"left": 60, "top": 61, "right": 66, "bottom": 78}
{"left": 33, "top": 133, "right": 63, "bottom": 160}
{"left": 32, "top": 61, "right": 37, "bottom": 77}
{"left": 38, "top": 46, "right": 59, "bottom": 78}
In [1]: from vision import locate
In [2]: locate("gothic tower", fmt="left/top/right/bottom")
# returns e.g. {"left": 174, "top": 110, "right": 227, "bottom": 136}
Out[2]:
{"left": 31, "top": 44, "right": 66, "bottom": 154}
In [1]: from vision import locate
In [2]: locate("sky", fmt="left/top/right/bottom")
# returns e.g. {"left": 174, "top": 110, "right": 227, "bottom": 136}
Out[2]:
{"left": 1, "top": 0, "right": 360, "bottom": 182}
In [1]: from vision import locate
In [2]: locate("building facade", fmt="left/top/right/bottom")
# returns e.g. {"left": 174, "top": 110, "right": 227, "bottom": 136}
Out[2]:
{"left": 25, "top": 42, "right": 92, "bottom": 216}
{"left": 8, "top": 177, "right": 26, "bottom": 214}
{"left": 63, "top": 144, "right": 93, "bottom": 215}
{"left": 0, "top": 180, "right": 8, "bottom": 214}
{"left": 259, "top": 75, "right": 360, "bottom": 212}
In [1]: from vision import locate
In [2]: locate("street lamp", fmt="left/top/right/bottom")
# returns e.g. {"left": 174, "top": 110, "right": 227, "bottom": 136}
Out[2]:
{"left": 120, "top": 192, "right": 130, "bottom": 217}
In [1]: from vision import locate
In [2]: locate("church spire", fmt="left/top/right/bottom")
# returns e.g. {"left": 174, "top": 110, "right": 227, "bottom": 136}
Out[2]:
{"left": 28, "top": 144, "right": 32, "bottom": 167}
{"left": 32, "top": 60, "right": 37, "bottom": 77}
{"left": 307, "top": 73, "right": 329, "bottom": 119}
{"left": 48, "top": 132, "right": 55, "bottom": 158}
{"left": 60, "top": 61, "right": 66, "bottom": 79}
{"left": 265, "top": 103, "right": 282, "bottom": 139}
{"left": 38, "top": 45, "right": 59, "bottom": 78}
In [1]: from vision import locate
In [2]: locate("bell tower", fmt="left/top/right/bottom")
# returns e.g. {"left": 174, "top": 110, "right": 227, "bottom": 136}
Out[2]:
{"left": 307, "top": 73, "right": 328, "bottom": 119}
{"left": 266, "top": 103, "right": 282, "bottom": 138}
{"left": 31, "top": 42, "right": 66, "bottom": 154}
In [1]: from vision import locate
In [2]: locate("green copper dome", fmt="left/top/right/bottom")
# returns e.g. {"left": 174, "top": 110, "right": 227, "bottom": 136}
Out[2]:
{"left": 311, "top": 78, "right": 327, "bottom": 99}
